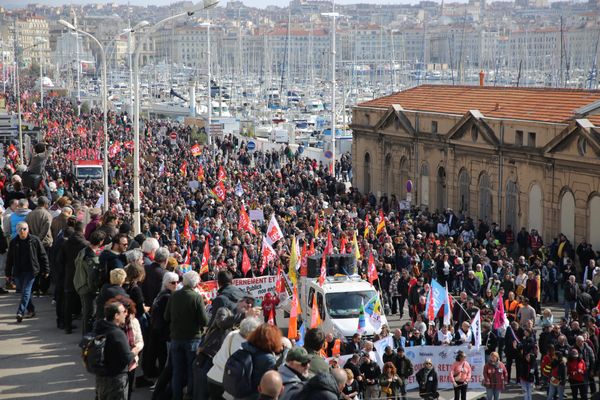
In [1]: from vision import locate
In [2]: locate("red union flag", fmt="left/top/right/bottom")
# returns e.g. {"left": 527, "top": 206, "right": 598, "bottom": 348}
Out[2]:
{"left": 182, "top": 215, "right": 191, "bottom": 240}
{"left": 260, "top": 237, "right": 277, "bottom": 273}
{"left": 217, "top": 165, "right": 227, "bottom": 181}
{"left": 211, "top": 180, "right": 226, "bottom": 202}
{"left": 190, "top": 143, "right": 202, "bottom": 157}
{"left": 197, "top": 164, "right": 205, "bottom": 182}
{"left": 241, "top": 247, "right": 251, "bottom": 276}
{"left": 108, "top": 141, "right": 121, "bottom": 159}
{"left": 123, "top": 141, "right": 134, "bottom": 151}
{"left": 7, "top": 144, "right": 18, "bottom": 160}
{"left": 239, "top": 205, "right": 257, "bottom": 235}
{"left": 266, "top": 214, "right": 284, "bottom": 245}
{"left": 368, "top": 252, "right": 377, "bottom": 284}
{"left": 200, "top": 239, "right": 210, "bottom": 275}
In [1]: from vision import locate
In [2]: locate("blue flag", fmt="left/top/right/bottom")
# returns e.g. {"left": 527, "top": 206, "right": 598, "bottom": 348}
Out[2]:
{"left": 296, "top": 322, "right": 306, "bottom": 346}
{"left": 425, "top": 279, "right": 448, "bottom": 316}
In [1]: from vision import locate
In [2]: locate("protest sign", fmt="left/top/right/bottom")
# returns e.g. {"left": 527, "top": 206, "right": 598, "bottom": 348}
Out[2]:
{"left": 198, "top": 275, "right": 278, "bottom": 306}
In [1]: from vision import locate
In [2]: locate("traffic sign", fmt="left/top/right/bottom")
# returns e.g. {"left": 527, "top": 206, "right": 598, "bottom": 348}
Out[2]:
{"left": 247, "top": 140, "right": 256, "bottom": 151}
{"left": 324, "top": 150, "right": 333, "bottom": 159}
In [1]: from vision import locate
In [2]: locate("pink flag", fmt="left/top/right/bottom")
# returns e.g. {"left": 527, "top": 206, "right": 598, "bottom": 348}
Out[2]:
{"left": 493, "top": 295, "right": 508, "bottom": 330}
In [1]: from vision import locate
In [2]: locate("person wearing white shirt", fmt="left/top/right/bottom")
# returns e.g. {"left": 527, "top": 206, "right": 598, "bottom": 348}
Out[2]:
{"left": 437, "top": 325, "right": 453, "bottom": 345}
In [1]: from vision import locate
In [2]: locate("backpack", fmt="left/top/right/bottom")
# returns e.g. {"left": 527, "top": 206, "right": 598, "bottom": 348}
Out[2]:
{"left": 74, "top": 248, "right": 92, "bottom": 296}
{"left": 86, "top": 251, "right": 106, "bottom": 294}
{"left": 79, "top": 333, "right": 108, "bottom": 375}
{"left": 222, "top": 348, "right": 255, "bottom": 399}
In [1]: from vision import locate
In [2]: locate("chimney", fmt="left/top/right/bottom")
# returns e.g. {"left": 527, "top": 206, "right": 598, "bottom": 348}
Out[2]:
{"left": 479, "top": 70, "right": 485, "bottom": 86}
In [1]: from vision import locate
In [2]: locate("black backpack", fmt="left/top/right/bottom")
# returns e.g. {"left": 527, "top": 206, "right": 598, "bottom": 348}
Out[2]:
{"left": 79, "top": 333, "right": 108, "bottom": 375}
{"left": 222, "top": 348, "right": 254, "bottom": 399}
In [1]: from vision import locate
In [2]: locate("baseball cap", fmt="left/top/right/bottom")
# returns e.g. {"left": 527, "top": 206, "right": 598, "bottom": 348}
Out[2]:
{"left": 286, "top": 347, "right": 311, "bottom": 364}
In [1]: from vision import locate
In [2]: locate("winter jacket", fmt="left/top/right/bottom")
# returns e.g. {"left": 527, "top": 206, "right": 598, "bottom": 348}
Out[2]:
{"left": 292, "top": 372, "right": 340, "bottom": 400}
{"left": 567, "top": 358, "right": 586, "bottom": 383}
{"left": 278, "top": 363, "right": 307, "bottom": 400}
{"left": 394, "top": 355, "right": 414, "bottom": 379}
{"left": 25, "top": 207, "right": 53, "bottom": 248}
{"left": 209, "top": 283, "right": 245, "bottom": 325}
{"left": 142, "top": 261, "right": 166, "bottom": 306}
{"left": 5, "top": 234, "right": 50, "bottom": 278}
{"left": 483, "top": 361, "right": 508, "bottom": 391}
{"left": 416, "top": 367, "right": 438, "bottom": 398}
{"left": 57, "top": 231, "right": 88, "bottom": 292}
{"left": 92, "top": 319, "right": 135, "bottom": 377}
{"left": 164, "top": 286, "right": 208, "bottom": 341}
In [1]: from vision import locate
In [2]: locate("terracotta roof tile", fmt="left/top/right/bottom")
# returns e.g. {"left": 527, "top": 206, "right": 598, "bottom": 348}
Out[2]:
{"left": 357, "top": 85, "right": 600, "bottom": 124}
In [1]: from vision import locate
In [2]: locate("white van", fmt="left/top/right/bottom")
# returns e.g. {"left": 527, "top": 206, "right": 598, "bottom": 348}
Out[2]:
{"left": 280, "top": 275, "right": 387, "bottom": 341}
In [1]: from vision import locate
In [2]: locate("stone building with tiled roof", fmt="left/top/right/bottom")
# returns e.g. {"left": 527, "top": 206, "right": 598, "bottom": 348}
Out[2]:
{"left": 350, "top": 84, "right": 600, "bottom": 250}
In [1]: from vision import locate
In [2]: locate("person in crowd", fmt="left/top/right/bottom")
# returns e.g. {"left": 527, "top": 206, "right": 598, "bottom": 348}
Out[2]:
{"left": 360, "top": 351, "right": 382, "bottom": 400}
{"left": 483, "top": 351, "right": 508, "bottom": 400}
{"left": 93, "top": 300, "right": 135, "bottom": 400}
{"left": 6, "top": 221, "right": 49, "bottom": 323}
{"left": 257, "top": 370, "right": 284, "bottom": 400}
{"left": 379, "top": 361, "right": 401, "bottom": 399}
{"left": 303, "top": 328, "right": 329, "bottom": 375}
{"left": 517, "top": 350, "right": 537, "bottom": 400}
{"left": 292, "top": 368, "right": 348, "bottom": 400}
{"left": 96, "top": 268, "right": 129, "bottom": 321}
{"left": 164, "top": 270, "right": 208, "bottom": 400}
{"left": 340, "top": 368, "right": 360, "bottom": 400}
{"left": 567, "top": 348, "right": 588, "bottom": 400}
{"left": 449, "top": 350, "right": 471, "bottom": 400}
{"left": 210, "top": 270, "right": 245, "bottom": 325}
{"left": 277, "top": 346, "right": 311, "bottom": 400}
{"left": 141, "top": 246, "right": 169, "bottom": 307}
{"left": 548, "top": 351, "right": 567, "bottom": 400}
{"left": 416, "top": 358, "right": 439, "bottom": 400}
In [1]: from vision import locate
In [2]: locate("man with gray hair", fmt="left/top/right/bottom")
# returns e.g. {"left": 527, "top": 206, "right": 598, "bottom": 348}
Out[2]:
{"left": 142, "top": 246, "right": 169, "bottom": 306}
{"left": 164, "top": 270, "right": 208, "bottom": 400}
{"left": 141, "top": 237, "right": 160, "bottom": 268}
{"left": 6, "top": 221, "right": 49, "bottom": 322}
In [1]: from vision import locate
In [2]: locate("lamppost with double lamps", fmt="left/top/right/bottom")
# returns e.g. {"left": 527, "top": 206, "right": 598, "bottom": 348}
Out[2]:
{"left": 131, "top": 0, "right": 220, "bottom": 235}
{"left": 322, "top": 4, "right": 340, "bottom": 177}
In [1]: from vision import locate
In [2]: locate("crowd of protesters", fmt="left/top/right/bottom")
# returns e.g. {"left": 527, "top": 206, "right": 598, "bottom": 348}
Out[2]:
{"left": 1, "top": 75, "right": 600, "bottom": 400}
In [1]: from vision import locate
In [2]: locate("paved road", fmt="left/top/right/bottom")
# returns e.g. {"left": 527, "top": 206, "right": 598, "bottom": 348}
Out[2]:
{"left": 0, "top": 291, "right": 570, "bottom": 399}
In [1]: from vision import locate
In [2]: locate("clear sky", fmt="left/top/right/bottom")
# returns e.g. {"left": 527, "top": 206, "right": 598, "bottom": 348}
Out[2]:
{"left": 0, "top": 0, "right": 419, "bottom": 9}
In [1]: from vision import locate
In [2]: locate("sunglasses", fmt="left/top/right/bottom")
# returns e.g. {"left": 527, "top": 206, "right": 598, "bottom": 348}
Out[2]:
{"left": 170, "top": 281, "right": 178, "bottom": 284}
{"left": 19, "top": 228, "right": 28, "bottom": 231}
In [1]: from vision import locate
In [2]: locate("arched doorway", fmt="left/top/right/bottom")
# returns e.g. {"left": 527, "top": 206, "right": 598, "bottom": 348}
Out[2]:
{"left": 478, "top": 173, "right": 492, "bottom": 223}
{"left": 384, "top": 154, "right": 393, "bottom": 196}
{"left": 560, "top": 190, "right": 575, "bottom": 243}
{"left": 421, "top": 163, "right": 429, "bottom": 207}
{"left": 363, "top": 153, "right": 371, "bottom": 193}
{"left": 458, "top": 169, "right": 470, "bottom": 215}
{"left": 528, "top": 184, "right": 543, "bottom": 231}
{"left": 437, "top": 166, "right": 447, "bottom": 211}
{"left": 589, "top": 196, "right": 600, "bottom": 251}
{"left": 505, "top": 180, "right": 518, "bottom": 230}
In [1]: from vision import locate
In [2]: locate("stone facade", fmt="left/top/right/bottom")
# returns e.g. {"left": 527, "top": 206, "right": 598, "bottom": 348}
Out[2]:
{"left": 350, "top": 85, "right": 600, "bottom": 250}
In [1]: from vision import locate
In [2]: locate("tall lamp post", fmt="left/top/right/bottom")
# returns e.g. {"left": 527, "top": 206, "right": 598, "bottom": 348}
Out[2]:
{"left": 323, "top": 3, "right": 340, "bottom": 177}
{"left": 199, "top": 20, "right": 212, "bottom": 146}
{"left": 58, "top": 20, "right": 109, "bottom": 212}
{"left": 15, "top": 38, "right": 47, "bottom": 165}
{"left": 131, "top": 0, "right": 219, "bottom": 235}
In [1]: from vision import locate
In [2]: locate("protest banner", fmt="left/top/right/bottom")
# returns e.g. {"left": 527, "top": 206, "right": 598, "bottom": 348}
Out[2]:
{"left": 403, "top": 345, "right": 485, "bottom": 390}
{"left": 198, "top": 275, "right": 278, "bottom": 306}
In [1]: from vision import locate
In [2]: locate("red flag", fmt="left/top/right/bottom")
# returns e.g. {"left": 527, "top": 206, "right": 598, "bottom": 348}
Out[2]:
{"left": 238, "top": 205, "right": 257, "bottom": 235}
{"left": 310, "top": 293, "right": 321, "bottom": 328}
{"left": 197, "top": 164, "right": 205, "bottom": 182}
{"left": 340, "top": 235, "right": 347, "bottom": 254}
{"left": 184, "top": 246, "right": 191, "bottom": 265}
{"left": 367, "top": 253, "right": 377, "bottom": 284}
{"left": 200, "top": 240, "right": 210, "bottom": 275}
{"left": 324, "top": 232, "right": 333, "bottom": 255}
{"left": 288, "top": 287, "right": 299, "bottom": 339}
{"left": 318, "top": 253, "right": 327, "bottom": 287}
{"left": 266, "top": 215, "right": 284, "bottom": 245}
{"left": 267, "top": 307, "right": 275, "bottom": 326}
{"left": 376, "top": 209, "right": 386, "bottom": 236}
{"left": 211, "top": 181, "right": 226, "bottom": 202}
{"left": 260, "top": 237, "right": 277, "bottom": 273}
{"left": 308, "top": 239, "right": 315, "bottom": 256}
{"left": 7, "top": 144, "right": 18, "bottom": 160}
{"left": 241, "top": 248, "right": 251, "bottom": 276}
{"left": 123, "top": 141, "right": 134, "bottom": 150}
{"left": 217, "top": 165, "right": 227, "bottom": 181}
{"left": 108, "top": 141, "right": 121, "bottom": 159}
{"left": 314, "top": 218, "right": 320, "bottom": 237}
{"left": 364, "top": 214, "right": 370, "bottom": 238}
{"left": 180, "top": 161, "right": 188, "bottom": 177}
{"left": 182, "top": 215, "right": 191, "bottom": 240}
{"left": 275, "top": 261, "right": 285, "bottom": 293}
{"left": 190, "top": 143, "right": 202, "bottom": 157}
{"left": 299, "top": 242, "right": 308, "bottom": 277}
{"left": 427, "top": 287, "right": 435, "bottom": 322}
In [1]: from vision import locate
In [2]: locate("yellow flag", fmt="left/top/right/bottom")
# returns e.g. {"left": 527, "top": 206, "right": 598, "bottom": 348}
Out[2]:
{"left": 353, "top": 230, "right": 361, "bottom": 261}
{"left": 288, "top": 235, "right": 298, "bottom": 285}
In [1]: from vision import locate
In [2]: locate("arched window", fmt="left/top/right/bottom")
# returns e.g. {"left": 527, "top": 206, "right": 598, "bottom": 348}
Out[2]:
{"left": 458, "top": 169, "right": 470, "bottom": 214}
{"left": 421, "top": 163, "right": 429, "bottom": 207}
{"left": 399, "top": 156, "right": 409, "bottom": 198}
{"left": 478, "top": 173, "right": 492, "bottom": 223}
{"left": 364, "top": 153, "right": 371, "bottom": 193}
{"left": 505, "top": 180, "right": 518, "bottom": 230}
{"left": 589, "top": 196, "right": 600, "bottom": 251}
{"left": 560, "top": 190, "right": 575, "bottom": 243}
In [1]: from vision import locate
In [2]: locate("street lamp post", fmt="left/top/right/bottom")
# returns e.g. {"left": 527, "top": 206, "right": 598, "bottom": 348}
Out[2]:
{"left": 131, "top": 0, "right": 219, "bottom": 235}
{"left": 15, "top": 39, "right": 47, "bottom": 165}
{"left": 58, "top": 20, "right": 109, "bottom": 212}
{"left": 199, "top": 20, "right": 212, "bottom": 146}
{"left": 323, "top": 4, "right": 340, "bottom": 177}
{"left": 39, "top": 45, "right": 43, "bottom": 108}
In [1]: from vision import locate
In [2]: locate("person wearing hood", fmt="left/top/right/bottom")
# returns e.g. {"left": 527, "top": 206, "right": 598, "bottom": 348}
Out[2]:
{"left": 93, "top": 300, "right": 135, "bottom": 400}
{"left": 416, "top": 359, "right": 439, "bottom": 400}
{"left": 209, "top": 270, "right": 245, "bottom": 325}
{"left": 278, "top": 346, "right": 311, "bottom": 400}
{"left": 291, "top": 368, "right": 348, "bottom": 400}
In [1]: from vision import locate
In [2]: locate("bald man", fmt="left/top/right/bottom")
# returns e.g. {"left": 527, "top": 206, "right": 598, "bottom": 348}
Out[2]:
{"left": 258, "top": 370, "right": 284, "bottom": 400}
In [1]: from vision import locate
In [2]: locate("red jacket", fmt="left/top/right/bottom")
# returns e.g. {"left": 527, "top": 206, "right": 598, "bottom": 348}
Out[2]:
{"left": 567, "top": 358, "right": 586, "bottom": 383}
